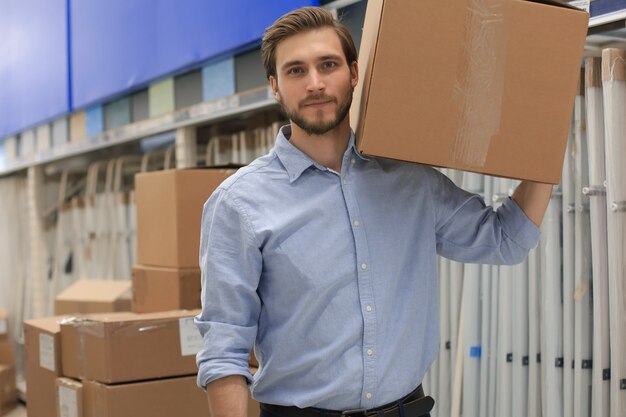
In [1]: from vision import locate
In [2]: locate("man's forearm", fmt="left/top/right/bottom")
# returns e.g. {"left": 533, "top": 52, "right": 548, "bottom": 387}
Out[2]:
{"left": 511, "top": 180, "right": 553, "bottom": 227}
{"left": 206, "top": 375, "right": 249, "bottom": 417}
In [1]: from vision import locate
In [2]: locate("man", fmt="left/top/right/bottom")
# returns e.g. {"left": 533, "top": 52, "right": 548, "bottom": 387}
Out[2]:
{"left": 195, "top": 7, "right": 552, "bottom": 417}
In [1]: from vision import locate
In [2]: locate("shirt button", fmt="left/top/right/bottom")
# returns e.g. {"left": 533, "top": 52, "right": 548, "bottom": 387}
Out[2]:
{"left": 351, "top": 158, "right": 356, "bottom": 164}
{"left": 366, "top": 393, "right": 372, "bottom": 399}
{"left": 367, "top": 349, "right": 374, "bottom": 356}
{"left": 342, "top": 179, "right": 347, "bottom": 185}
{"left": 353, "top": 220, "right": 360, "bottom": 227}
{"left": 366, "top": 305, "right": 373, "bottom": 312}
{"left": 361, "top": 263, "right": 368, "bottom": 270}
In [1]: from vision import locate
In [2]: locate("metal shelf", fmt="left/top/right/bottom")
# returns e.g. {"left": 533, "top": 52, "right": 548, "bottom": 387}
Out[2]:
{"left": 0, "top": 86, "right": 278, "bottom": 177}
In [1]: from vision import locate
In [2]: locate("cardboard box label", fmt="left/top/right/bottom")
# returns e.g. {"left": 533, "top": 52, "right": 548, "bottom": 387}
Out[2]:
{"left": 58, "top": 385, "right": 78, "bottom": 417}
{"left": 0, "top": 319, "right": 6, "bottom": 335}
{"left": 39, "top": 333, "right": 56, "bottom": 371}
{"left": 178, "top": 317, "right": 203, "bottom": 356}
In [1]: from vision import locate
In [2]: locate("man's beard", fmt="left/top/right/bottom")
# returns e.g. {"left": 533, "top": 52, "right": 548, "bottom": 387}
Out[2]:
{"left": 279, "top": 87, "right": 353, "bottom": 136}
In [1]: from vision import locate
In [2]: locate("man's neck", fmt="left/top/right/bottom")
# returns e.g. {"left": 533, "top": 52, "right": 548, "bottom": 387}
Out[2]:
{"left": 288, "top": 120, "right": 351, "bottom": 172}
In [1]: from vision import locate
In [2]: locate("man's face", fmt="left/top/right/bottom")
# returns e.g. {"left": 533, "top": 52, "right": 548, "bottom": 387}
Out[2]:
{"left": 269, "top": 27, "right": 358, "bottom": 136}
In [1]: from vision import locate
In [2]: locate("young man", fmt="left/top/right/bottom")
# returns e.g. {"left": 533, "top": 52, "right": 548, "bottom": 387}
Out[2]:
{"left": 195, "top": 7, "right": 552, "bottom": 417}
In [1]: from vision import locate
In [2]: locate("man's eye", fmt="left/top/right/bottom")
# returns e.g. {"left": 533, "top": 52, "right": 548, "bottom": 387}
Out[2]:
{"left": 322, "top": 61, "right": 337, "bottom": 69}
{"left": 288, "top": 68, "right": 304, "bottom": 75}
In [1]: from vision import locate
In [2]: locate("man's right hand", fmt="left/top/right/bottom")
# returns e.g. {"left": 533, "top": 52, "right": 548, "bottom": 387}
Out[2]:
{"left": 206, "top": 375, "right": 249, "bottom": 417}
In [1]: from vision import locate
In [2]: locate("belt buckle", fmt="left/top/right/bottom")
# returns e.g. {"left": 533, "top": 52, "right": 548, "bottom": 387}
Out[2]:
{"left": 341, "top": 409, "right": 369, "bottom": 416}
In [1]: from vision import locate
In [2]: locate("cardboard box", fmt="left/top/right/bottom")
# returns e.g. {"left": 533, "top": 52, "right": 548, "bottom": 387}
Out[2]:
{"left": 135, "top": 169, "right": 236, "bottom": 268}
{"left": 0, "top": 309, "right": 7, "bottom": 341}
{"left": 60, "top": 310, "right": 201, "bottom": 383}
{"left": 55, "top": 279, "right": 132, "bottom": 315}
{"left": 131, "top": 265, "right": 201, "bottom": 313}
{"left": 24, "top": 316, "right": 67, "bottom": 417}
{"left": 0, "top": 365, "right": 17, "bottom": 416}
{"left": 351, "top": 0, "right": 589, "bottom": 184}
{"left": 56, "top": 378, "right": 83, "bottom": 417}
{"left": 83, "top": 374, "right": 259, "bottom": 417}
{"left": 0, "top": 341, "right": 14, "bottom": 367}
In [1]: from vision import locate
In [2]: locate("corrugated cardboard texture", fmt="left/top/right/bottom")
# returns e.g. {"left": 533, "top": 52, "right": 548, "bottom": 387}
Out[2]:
{"left": 83, "top": 375, "right": 259, "bottom": 417}
{"left": 60, "top": 310, "right": 200, "bottom": 384}
{"left": 0, "top": 365, "right": 17, "bottom": 414}
{"left": 135, "top": 169, "right": 236, "bottom": 268}
{"left": 351, "top": 0, "right": 588, "bottom": 184}
{"left": 131, "top": 265, "right": 201, "bottom": 313}
{"left": 55, "top": 279, "right": 132, "bottom": 315}
{"left": 56, "top": 377, "right": 83, "bottom": 417}
{"left": 24, "top": 317, "right": 66, "bottom": 417}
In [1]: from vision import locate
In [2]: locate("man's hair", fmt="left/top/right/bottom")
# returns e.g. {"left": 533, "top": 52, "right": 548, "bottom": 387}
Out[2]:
{"left": 261, "top": 7, "right": 358, "bottom": 80}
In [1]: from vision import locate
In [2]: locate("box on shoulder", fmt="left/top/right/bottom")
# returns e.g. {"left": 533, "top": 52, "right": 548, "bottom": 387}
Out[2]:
{"left": 60, "top": 310, "right": 201, "bottom": 383}
{"left": 0, "top": 365, "right": 17, "bottom": 416}
{"left": 24, "top": 316, "right": 69, "bottom": 417}
{"left": 135, "top": 168, "right": 237, "bottom": 268}
{"left": 131, "top": 265, "right": 201, "bottom": 313}
{"left": 351, "top": 0, "right": 589, "bottom": 184}
{"left": 56, "top": 377, "right": 83, "bottom": 417}
{"left": 55, "top": 279, "right": 132, "bottom": 315}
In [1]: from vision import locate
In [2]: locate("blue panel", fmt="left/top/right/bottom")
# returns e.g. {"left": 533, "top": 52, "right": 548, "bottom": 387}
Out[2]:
{"left": 590, "top": 0, "right": 626, "bottom": 17}
{"left": 0, "top": 0, "right": 69, "bottom": 138}
{"left": 86, "top": 105, "right": 104, "bottom": 137}
{"left": 71, "top": 0, "right": 318, "bottom": 109}
{"left": 203, "top": 58, "right": 236, "bottom": 101}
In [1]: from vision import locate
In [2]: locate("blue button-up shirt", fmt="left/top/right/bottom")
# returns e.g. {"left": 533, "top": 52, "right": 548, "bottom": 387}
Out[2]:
{"left": 195, "top": 125, "right": 540, "bottom": 410}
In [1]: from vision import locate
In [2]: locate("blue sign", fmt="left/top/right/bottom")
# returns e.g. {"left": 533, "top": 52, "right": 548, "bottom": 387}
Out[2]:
{"left": 71, "top": 0, "right": 319, "bottom": 109}
{"left": 0, "top": 0, "right": 69, "bottom": 138}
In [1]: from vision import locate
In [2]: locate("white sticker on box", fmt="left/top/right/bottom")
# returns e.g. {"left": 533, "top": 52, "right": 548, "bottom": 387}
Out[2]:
{"left": 179, "top": 317, "right": 203, "bottom": 356}
{"left": 0, "top": 319, "right": 7, "bottom": 335}
{"left": 59, "top": 385, "right": 78, "bottom": 417}
{"left": 39, "top": 333, "right": 56, "bottom": 372}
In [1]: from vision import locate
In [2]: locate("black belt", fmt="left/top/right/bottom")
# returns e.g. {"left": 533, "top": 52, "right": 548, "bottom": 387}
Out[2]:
{"left": 260, "top": 385, "right": 435, "bottom": 417}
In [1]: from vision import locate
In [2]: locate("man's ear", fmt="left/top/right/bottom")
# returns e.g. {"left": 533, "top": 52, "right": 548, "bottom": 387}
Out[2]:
{"left": 269, "top": 76, "right": 281, "bottom": 101}
{"left": 350, "top": 61, "right": 359, "bottom": 89}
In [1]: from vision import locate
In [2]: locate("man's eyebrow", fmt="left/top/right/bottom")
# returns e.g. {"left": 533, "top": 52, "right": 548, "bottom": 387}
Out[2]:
{"left": 280, "top": 55, "right": 343, "bottom": 71}
{"left": 281, "top": 60, "right": 305, "bottom": 70}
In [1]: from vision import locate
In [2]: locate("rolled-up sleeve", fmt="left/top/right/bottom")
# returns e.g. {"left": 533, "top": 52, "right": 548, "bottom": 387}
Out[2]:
{"left": 432, "top": 172, "right": 540, "bottom": 265}
{"left": 195, "top": 187, "right": 262, "bottom": 389}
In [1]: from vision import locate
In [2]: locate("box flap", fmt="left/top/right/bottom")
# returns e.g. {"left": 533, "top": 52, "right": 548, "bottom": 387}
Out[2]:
{"left": 56, "top": 280, "right": 132, "bottom": 302}
{"left": 24, "top": 316, "right": 67, "bottom": 334}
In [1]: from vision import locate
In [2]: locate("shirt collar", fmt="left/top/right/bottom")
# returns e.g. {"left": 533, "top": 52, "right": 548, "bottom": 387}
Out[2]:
{"left": 274, "top": 124, "right": 369, "bottom": 183}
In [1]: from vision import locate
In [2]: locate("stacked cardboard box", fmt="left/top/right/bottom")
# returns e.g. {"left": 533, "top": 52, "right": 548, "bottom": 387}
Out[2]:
{"left": 0, "top": 309, "right": 16, "bottom": 416}
{"left": 56, "top": 373, "right": 259, "bottom": 417}
{"left": 55, "top": 279, "right": 132, "bottom": 315}
{"left": 132, "top": 169, "right": 236, "bottom": 313}
{"left": 56, "top": 309, "right": 259, "bottom": 416}
{"left": 24, "top": 316, "right": 68, "bottom": 417}
{"left": 132, "top": 169, "right": 262, "bottom": 363}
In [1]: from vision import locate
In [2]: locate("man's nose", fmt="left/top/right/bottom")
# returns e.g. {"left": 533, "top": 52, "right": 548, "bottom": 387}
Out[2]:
{"left": 306, "top": 70, "right": 325, "bottom": 91}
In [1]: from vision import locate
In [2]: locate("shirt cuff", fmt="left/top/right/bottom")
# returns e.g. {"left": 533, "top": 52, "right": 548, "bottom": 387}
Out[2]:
{"left": 499, "top": 197, "right": 541, "bottom": 250}
{"left": 196, "top": 363, "right": 254, "bottom": 391}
